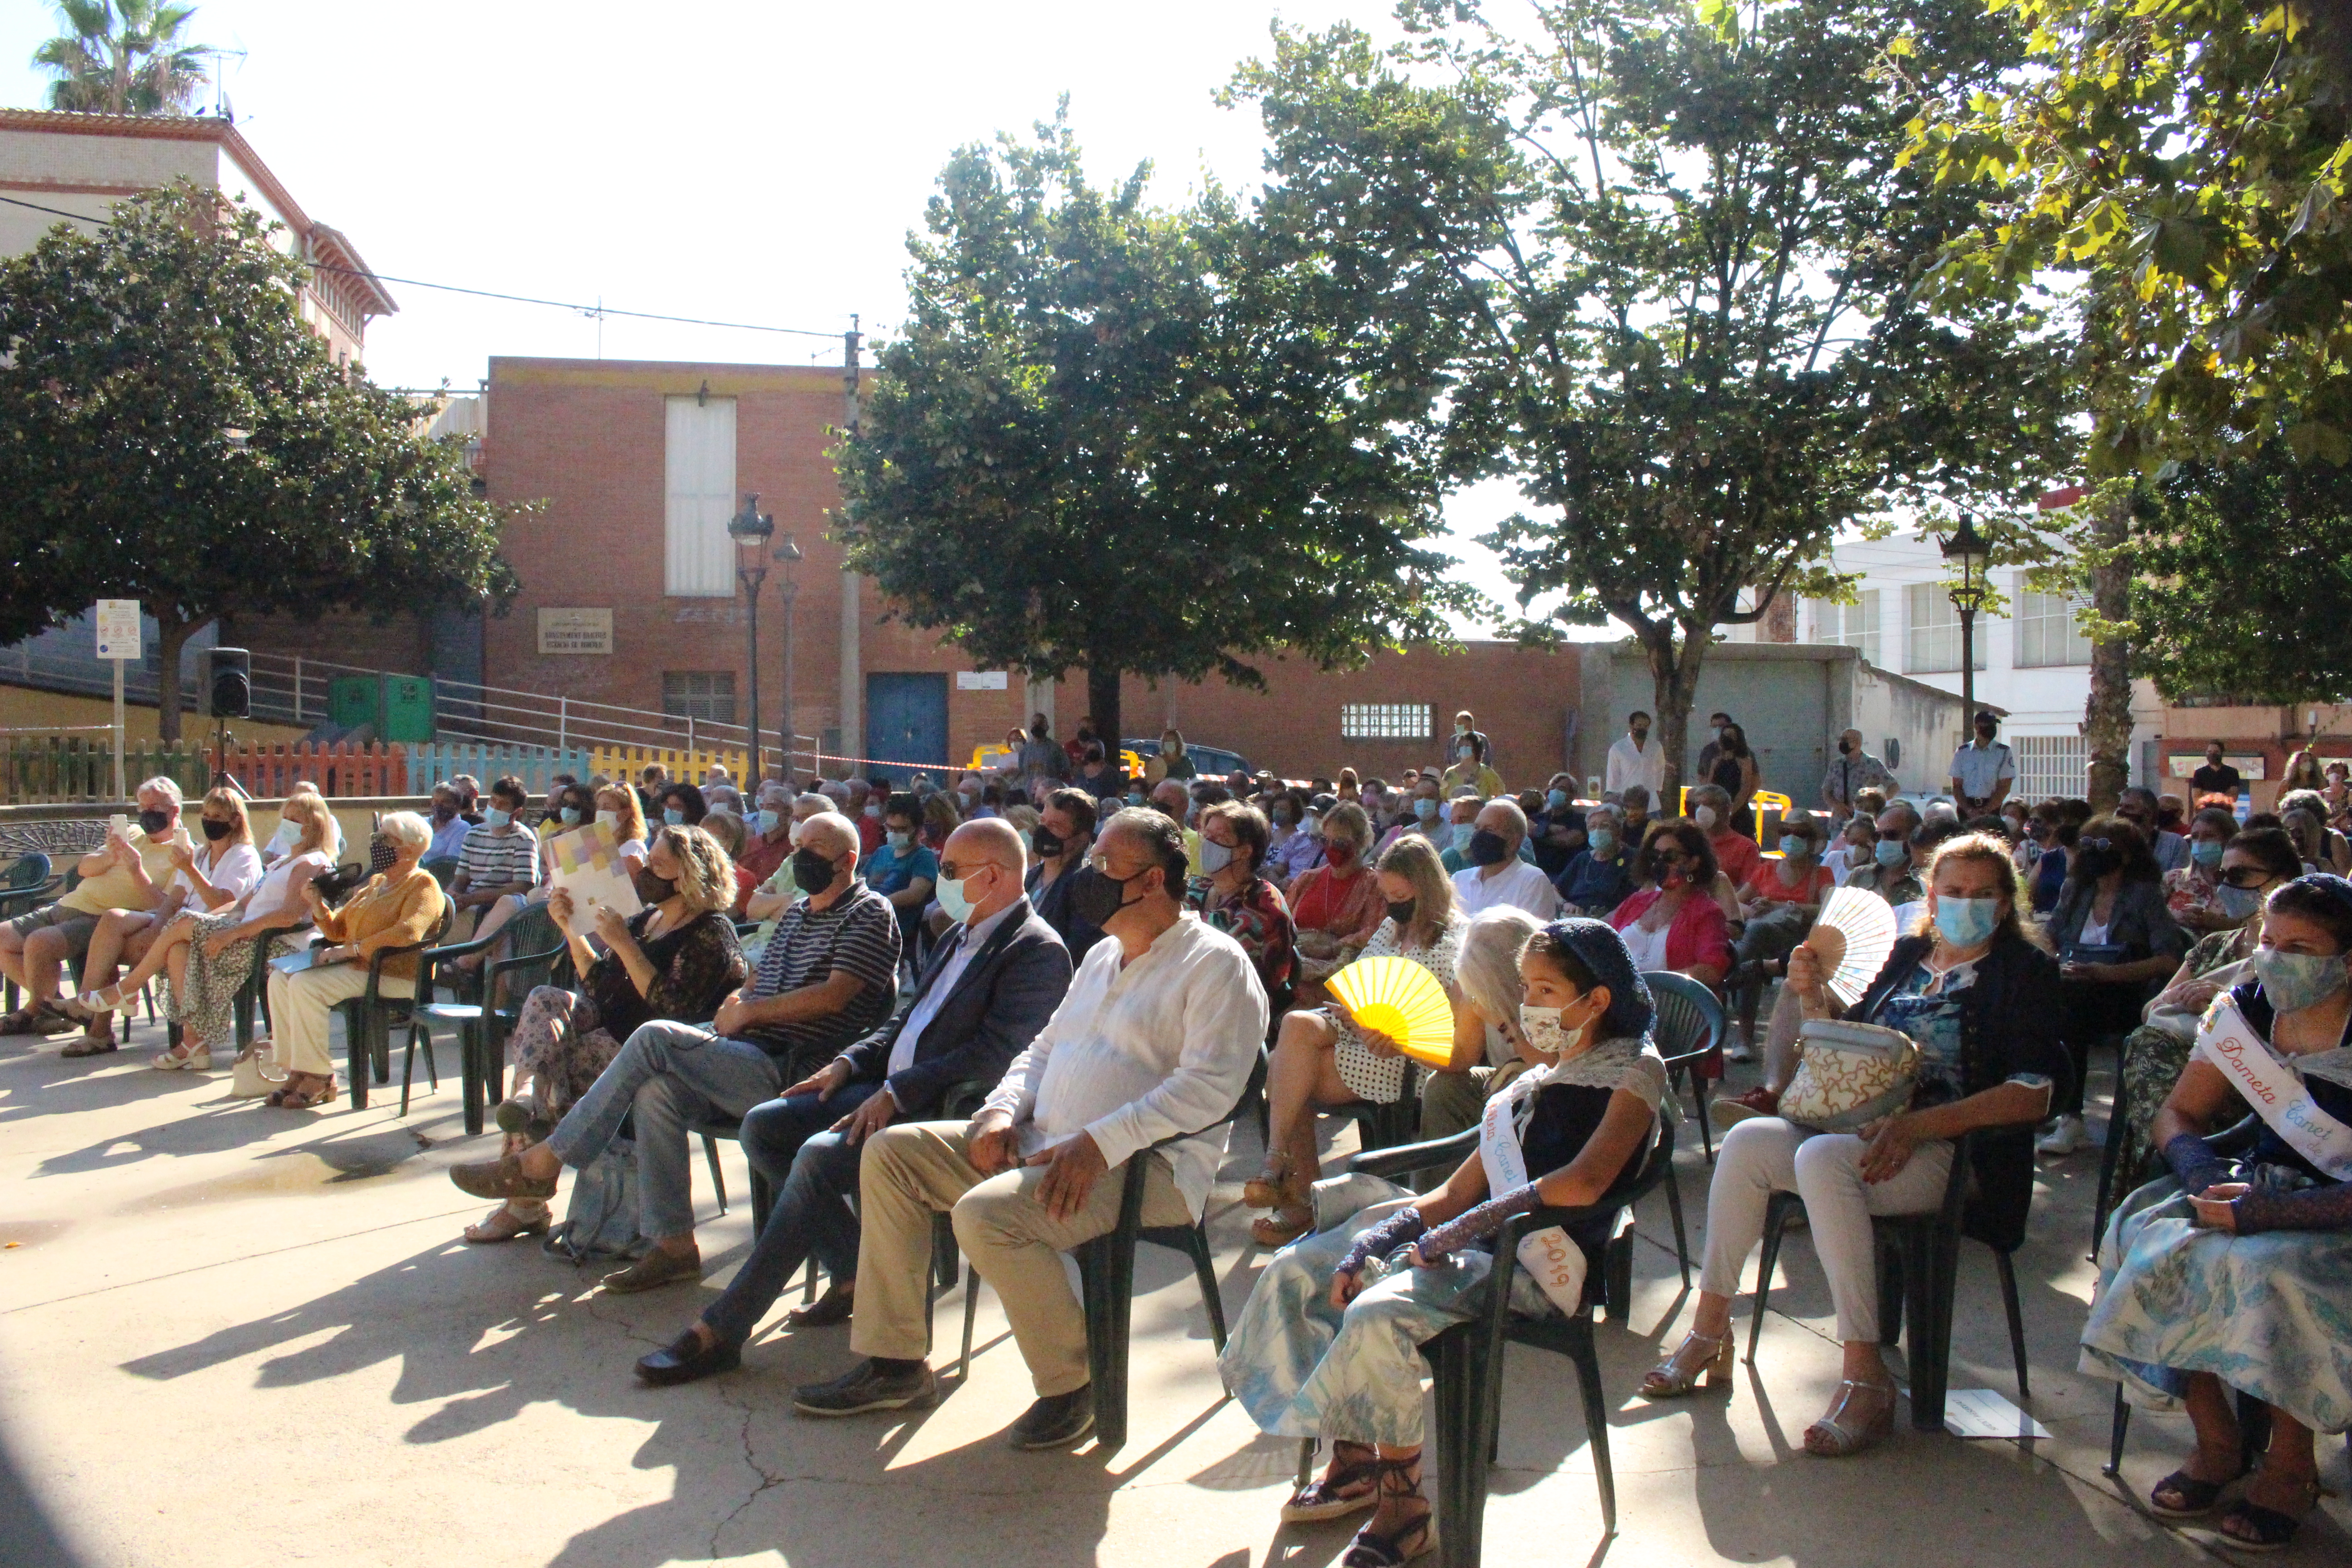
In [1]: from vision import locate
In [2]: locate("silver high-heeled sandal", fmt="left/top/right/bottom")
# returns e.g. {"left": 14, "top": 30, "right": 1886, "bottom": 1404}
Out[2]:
{"left": 1802, "top": 1377, "right": 1896, "bottom": 1457}
{"left": 1640, "top": 1328, "right": 1735, "bottom": 1398}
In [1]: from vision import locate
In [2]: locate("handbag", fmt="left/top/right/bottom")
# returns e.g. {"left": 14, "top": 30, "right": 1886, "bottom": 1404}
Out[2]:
{"left": 228, "top": 1044, "right": 287, "bottom": 1101}
{"left": 544, "top": 1138, "right": 645, "bottom": 1265}
{"left": 1779, "top": 1019, "right": 1921, "bottom": 1133}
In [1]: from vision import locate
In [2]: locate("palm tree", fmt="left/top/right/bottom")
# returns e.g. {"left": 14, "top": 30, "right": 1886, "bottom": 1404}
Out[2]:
{"left": 33, "top": 0, "right": 208, "bottom": 116}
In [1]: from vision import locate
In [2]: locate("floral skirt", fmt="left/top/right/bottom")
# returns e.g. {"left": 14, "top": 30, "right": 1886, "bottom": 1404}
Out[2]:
{"left": 170, "top": 911, "right": 304, "bottom": 1047}
{"left": 2079, "top": 1172, "right": 2352, "bottom": 1434}
{"left": 505, "top": 986, "right": 622, "bottom": 1122}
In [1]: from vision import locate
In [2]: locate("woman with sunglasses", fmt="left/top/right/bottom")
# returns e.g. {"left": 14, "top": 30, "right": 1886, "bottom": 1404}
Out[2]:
{"left": 2112, "top": 826, "right": 2304, "bottom": 1165}
{"left": 1604, "top": 821, "right": 1731, "bottom": 990}
{"left": 2040, "top": 816, "right": 2190, "bottom": 1156}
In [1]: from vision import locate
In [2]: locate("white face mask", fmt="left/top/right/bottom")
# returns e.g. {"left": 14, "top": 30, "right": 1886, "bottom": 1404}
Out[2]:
{"left": 272, "top": 818, "right": 302, "bottom": 849}
{"left": 595, "top": 809, "right": 619, "bottom": 829}
{"left": 1519, "top": 1001, "right": 1592, "bottom": 1056}
{"left": 1694, "top": 806, "right": 1718, "bottom": 831}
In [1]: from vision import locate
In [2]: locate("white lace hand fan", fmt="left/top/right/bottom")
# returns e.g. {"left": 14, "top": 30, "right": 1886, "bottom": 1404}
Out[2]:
{"left": 1808, "top": 886, "right": 1899, "bottom": 1005}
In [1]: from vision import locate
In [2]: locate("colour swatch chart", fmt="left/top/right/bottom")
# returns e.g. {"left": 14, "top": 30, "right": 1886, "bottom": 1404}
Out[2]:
{"left": 549, "top": 820, "right": 642, "bottom": 921}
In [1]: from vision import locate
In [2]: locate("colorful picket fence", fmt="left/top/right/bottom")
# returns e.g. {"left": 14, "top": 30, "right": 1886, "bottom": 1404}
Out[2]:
{"left": 588, "top": 742, "right": 754, "bottom": 790}
{"left": 407, "top": 742, "right": 592, "bottom": 796}
{"left": 227, "top": 741, "right": 408, "bottom": 799}
{"left": 0, "top": 737, "right": 409, "bottom": 803}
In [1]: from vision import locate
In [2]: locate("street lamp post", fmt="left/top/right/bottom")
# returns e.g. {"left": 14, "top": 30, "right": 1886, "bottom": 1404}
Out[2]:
{"left": 729, "top": 494, "right": 775, "bottom": 782}
{"left": 1940, "top": 510, "right": 1993, "bottom": 721}
{"left": 775, "top": 534, "right": 802, "bottom": 784}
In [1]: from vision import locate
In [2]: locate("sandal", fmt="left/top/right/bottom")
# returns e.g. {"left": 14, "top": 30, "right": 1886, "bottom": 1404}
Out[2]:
{"left": 269, "top": 1071, "right": 337, "bottom": 1110}
{"left": 1250, "top": 1204, "right": 1313, "bottom": 1249}
{"left": 150, "top": 1043, "right": 212, "bottom": 1072}
{"left": 1802, "top": 1377, "right": 1897, "bottom": 1457}
{"left": 75, "top": 983, "right": 127, "bottom": 1013}
{"left": 2217, "top": 1475, "right": 2325, "bottom": 1552}
{"left": 1281, "top": 1440, "right": 1382, "bottom": 1523}
{"left": 61, "top": 1029, "right": 118, "bottom": 1058}
{"left": 462, "top": 1204, "right": 551, "bottom": 1244}
{"left": 1243, "top": 1153, "right": 1297, "bottom": 1211}
{"left": 1640, "top": 1328, "right": 1736, "bottom": 1399}
{"left": 1340, "top": 1455, "right": 1433, "bottom": 1567}
{"left": 2148, "top": 1464, "right": 2241, "bottom": 1519}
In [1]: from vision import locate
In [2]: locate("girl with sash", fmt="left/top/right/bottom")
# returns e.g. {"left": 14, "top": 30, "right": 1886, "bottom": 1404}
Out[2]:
{"left": 1220, "top": 919, "right": 1665, "bottom": 1568}
{"left": 2082, "top": 872, "right": 2352, "bottom": 1551}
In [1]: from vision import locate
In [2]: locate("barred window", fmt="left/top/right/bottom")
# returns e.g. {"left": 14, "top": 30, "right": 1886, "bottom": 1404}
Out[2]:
{"left": 2014, "top": 734, "right": 2088, "bottom": 801}
{"left": 1905, "top": 583, "right": 1989, "bottom": 674}
{"left": 1340, "top": 702, "right": 1431, "bottom": 740}
{"left": 2014, "top": 582, "right": 2094, "bottom": 668}
{"left": 662, "top": 671, "right": 736, "bottom": 725}
{"left": 1807, "top": 590, "right": 1882, "bottom": 666}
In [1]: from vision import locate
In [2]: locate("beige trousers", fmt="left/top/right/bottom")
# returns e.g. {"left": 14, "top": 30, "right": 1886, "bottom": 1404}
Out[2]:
{"left": 851, "top": 1120, "right": 1190, "bottom": 1396}
{"left": 1417, "top": 1058, "right": 1532, "bottom": 1141}
{"left": 265, "top": 962, "right": 413, "bottom": 1077}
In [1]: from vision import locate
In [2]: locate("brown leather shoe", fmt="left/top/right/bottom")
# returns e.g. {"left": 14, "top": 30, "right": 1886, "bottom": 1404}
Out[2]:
{"left": 600, "top": 1247, "right": 701, "bottom": 1294}
{"left": 448, "top": 1152, "right": 558, "bottom": 1201}
{"left": 785, "top": 1283, "right": 853, "bottom": 1328}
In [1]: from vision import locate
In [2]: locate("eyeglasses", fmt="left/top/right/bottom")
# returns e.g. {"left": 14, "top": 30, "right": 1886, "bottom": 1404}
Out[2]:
{"left": 2079, "top": 836, "right": 2114, "bottom": 853}
{"left": 2219, "top": 866, "right": 2275, "bottom": 889}
{"left": 938, "top": 860, "right": 994, "bottom": 882}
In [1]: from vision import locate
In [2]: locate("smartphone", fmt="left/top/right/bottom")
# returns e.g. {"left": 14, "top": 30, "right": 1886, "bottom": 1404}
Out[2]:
{"left": 108, "top": 813, "right": 128, "bottom": 839}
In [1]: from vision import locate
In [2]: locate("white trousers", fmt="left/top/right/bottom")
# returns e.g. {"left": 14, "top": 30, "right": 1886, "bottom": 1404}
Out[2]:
{"left": 265, "top": 963, "right": 413, "bottom": 1078}
{"left": 1698, "top": 1116, "right": 1954, "bottom": 1343}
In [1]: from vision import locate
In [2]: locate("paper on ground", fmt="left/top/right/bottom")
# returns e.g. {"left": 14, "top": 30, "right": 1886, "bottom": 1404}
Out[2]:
{"left": 1943, "top": 1387, "right": 2050, "bottom": 1440}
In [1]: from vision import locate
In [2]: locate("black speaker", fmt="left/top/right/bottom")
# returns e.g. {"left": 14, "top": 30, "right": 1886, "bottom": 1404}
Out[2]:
{"left": 207, "top": 647, "right": 251, "bottom": 719}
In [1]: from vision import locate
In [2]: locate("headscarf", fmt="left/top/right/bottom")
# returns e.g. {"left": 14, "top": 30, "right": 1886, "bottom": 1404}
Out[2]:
{"left": 1536, "top": 916, "right": 1654, "bottom": 1040}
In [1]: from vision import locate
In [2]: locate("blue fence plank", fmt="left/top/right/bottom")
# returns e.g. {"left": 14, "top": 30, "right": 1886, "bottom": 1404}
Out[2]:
{"left": 407, "top": 743, "right": 593, "bottom": 795}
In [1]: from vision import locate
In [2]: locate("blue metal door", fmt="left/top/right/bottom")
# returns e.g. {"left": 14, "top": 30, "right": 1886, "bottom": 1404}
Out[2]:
{"left": 865, "top": 673, "right": 950, "bottom": 777}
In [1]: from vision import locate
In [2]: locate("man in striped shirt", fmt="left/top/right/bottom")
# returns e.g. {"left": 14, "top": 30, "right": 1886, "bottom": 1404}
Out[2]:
{"left": 451, "top": 812, "right": 900, "bottom": 1294}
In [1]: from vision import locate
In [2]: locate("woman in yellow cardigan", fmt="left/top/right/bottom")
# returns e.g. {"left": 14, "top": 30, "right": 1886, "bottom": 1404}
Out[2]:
{"left": 257, "top": 811, "right": 446, "bottom": 1110}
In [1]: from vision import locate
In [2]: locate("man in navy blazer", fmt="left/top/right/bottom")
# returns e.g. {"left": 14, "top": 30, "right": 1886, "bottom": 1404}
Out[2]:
{"left": 637, "top": 818, "right": 1071, "bottom": 1384}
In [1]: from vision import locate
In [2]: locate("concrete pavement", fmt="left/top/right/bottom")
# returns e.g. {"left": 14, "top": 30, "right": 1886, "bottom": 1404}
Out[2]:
{"left": 1, "top": 1013, "right": 2345, "bottom": 1567}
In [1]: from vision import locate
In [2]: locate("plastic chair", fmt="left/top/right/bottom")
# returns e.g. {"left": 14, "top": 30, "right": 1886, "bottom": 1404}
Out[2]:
{"left": 1645, "top": 970, "right": 1726, "bottom": 1162}
{"left": 1746, "top": 1129, "right": 2030, "bottom": 1431}
{"left": 420, "top": 856, "right": 461, "bottom": 890}
{"left": 407, "top": 902, "right": 565, "bottom": 1133}
{"left": 326, "top": 904, "right": 455, "bottom": 1112}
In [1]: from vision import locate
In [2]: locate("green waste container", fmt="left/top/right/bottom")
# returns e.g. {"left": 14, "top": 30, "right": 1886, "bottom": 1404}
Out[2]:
{"left": 328, "top": 676, "right": 380, "bottom": 733}
{"left": 381, "top": 676, "right": 435, "bottom": 743}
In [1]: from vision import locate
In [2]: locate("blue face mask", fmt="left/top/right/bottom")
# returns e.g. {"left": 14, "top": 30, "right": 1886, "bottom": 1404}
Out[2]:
{"left": 936, "top": 871, "right": 976, "bottom": 923}
{"left": 1875, "top": 839, "right": 1908, "bottom": 868}
{"left": 1778, "top": 834, "right": 1807, "bottom": 858}
{"left": 1588, "top": 828, "right": 1616, "bottom": 856}
{"left": 485, "top": 807, "right": 511, "bottom": 829}
{"left": 663, "top": 808, "right": 685, "bottom": 826}
{"left": 750, "top": 810, "right": 779, "bottom": 836}
{"left": 1413, "top": 798, "right": 1439, "bottom": 821}
{"left": 2190, "top": 839, "right": 2225, "bottom": 869}
{"left": 1127, "top": 792, "right": 1145, "bottom": 807}
{"left": 1934, "top": 895, "right": 2001, "bottom": 947}
{"left": 558, "top": 806, "right": 581, "bottom": 825}
{"left": 1546, "top": 789, "right": 1569, "bottom": 810}
{"left": 2252, "top": 946, "right": 2349, "bottom": 1013}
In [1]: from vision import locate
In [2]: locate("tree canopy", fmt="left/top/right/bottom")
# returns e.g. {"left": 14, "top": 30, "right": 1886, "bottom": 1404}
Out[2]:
{"left": 0, "top": 183, "right": 517, "bottom": 739}
{"left": 832, "top": 110, "right": 1484, "bottom": 744}
{"left": 33, "top": 0, "right": 208, "bottom": 115}
{"left": 1231, "top": 0, "right": 2078, "bottom": 788}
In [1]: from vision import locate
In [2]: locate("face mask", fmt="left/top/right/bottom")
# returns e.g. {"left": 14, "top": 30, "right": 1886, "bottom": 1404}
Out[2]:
{"left": 596, "top": 809, "right": 619, "bottom": 830}
{"left": 2072, "top": 843, "right": 2122, "bottom": 879}
{"left": 791, "top": 848, "right": 838, "bottom": 895}
{"left": 1711, "top": 726, "right": 1725, "bottom": 743}
{"left": 1631, "top": 730, "right": 1648, "bottom": 745}
{"left": 2253, "top": 945, "right": 2349, "bottom": 1013}
{"left": 1198, "top": 838, "right": 1235, "bottom": 875}
{"left": 1519, "top": 1002, "right": 1589, "bottom": 1056}
{"left": 1975, "top": 726, "right": 1996, "bottom": 741}
{"left": 1779, "top": 834, "right": 1808, "bottom": 858}
{"left": 1162, "top": 741, "right": 1181, "bottom": 756}
{"left": 1325, "top": 839, "right": 1357, "bottom": 867}
{"left": 1838, "top": 738, "right": 1853, "bottom": 755}
{"left": 272, "top": 819, "right": 301, "bottom": 850}
{"left": 663, "top": 808, "right": 685, "bottom": 826}
{"left": 886, "top": 829, "right": 913, "bottom": 852}
{"left": 1068, "top": 863, "right": 1150, "bottom": 927}
{"left": 433, "top": 802, "right": 457, "bottom": 823}
{"left": 1030, "top": 823, "right": 1064, "bottom": 858}
{"left": 1386, "top": 898, "right": 1416, "bottom": 927}
{"left": 1693, "top": 806, "right": 1718, "bottom": 832}
{"left": 368, "top": 833, "right": 397, "bottom": 875}
{"left": 1546, "top": 789, "right": 1569, "bottom": 810}
{"left": 200, "top": 817, "right": 233, "bottom": 841}
{"left": 1273, "top": 808, "right": 1295, "bottom": 827}
{"left": 2190, "top": 839, "right": 2225, "bottom": 869}
{"left": 1874, "top": 839, "right": 1908, "bottom": 868}
{"left": 2215, "top": 882, "right": 2265, "bottom": 920}
{"left": 485, "top": 807, "right": 512, "bottom": 829}
{"left": 936, "top": 871, "right": 978, "bottom": 923}
{"left": 631, "top": 867, "right": 676, "bottom": 905}
{"left": 137, "top": 808, "right": 174, "bottom": 835}
{"left": 751, "top": 810, "right": 780, "bottom": 837}
{"left": 1588, "top": 828, "right": 1616, "bottom": 856}
{"left": 1413, "top": 798, "right": 1438, "bottom": 821}
{"left": 558, "top": 806, "right": 581, "bottom": 825}
{"left": 1127, "top": 792, "right": 1146, "bottom": 808}
{"left": 1933, "top": 895, "right": 2000, "bottom": 947}
{"left": 1468, "top": 829, "right": 1509, "bottom": 867}
{"left": 1457, "top": 745, "right": 1475, "bottom": 762}
{"left": 1455, "top": 724, "right": 1471, "bottom": 738}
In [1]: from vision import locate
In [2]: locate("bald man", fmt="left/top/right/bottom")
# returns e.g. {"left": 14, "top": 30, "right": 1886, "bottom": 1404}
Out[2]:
{"left": 453, "top": 812, "right": 902, "bottom": 1297}
{"left": 633, "top": 819, "right": 1075, "bottom": 1385}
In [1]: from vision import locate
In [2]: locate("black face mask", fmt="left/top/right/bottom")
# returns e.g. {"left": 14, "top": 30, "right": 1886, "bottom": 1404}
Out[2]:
{"left": 792, "top": 848, "right": 838, "bottom": 895}
{"left": 200, "top": 817, "right": 233, "bottom": 841}
{"left": 1068, "top": 863, "right": 1151, "bottom": 927}
{"left": 632, "top": 867, "right": 676, "bottom": 905}
{"left": 1386, "top": 898, "right": 1417, "bottom": 927}
{"left": 2072, "top": 840, "right": 2122, "bottom": 879}
{"left": 1838, "top": 738, "right": 1853, "bottom": 755}
{"left": 433, "top": 802, "right": 457, "bottom": 823}
{"left": 1030, "top": 823, "right": 1063, "bottom": 859}
{"left": 368, "top": 833, "right": 396, "bottom": 875}
{"left": 1467, "top": 829, "right": 1510, "bottom": 867}
{"left": 137, "top": 808, "right": 173, "bottom": 835}
{"left": 1975, "top": 726, "right": 1996, "bottom": 740}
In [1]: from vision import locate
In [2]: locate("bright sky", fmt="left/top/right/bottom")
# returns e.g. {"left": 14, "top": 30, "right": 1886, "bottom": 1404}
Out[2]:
{"left": 2, "top": 0, "right": 1594, "bottom": 637}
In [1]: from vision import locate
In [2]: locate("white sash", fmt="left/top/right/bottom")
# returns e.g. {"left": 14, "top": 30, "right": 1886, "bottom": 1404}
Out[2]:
{"left": 1478, "top": 1081, "right": 1587, "bottom": 1315}
{"left": 2193, "top": 994, "right": 2352, "bottom": 1182}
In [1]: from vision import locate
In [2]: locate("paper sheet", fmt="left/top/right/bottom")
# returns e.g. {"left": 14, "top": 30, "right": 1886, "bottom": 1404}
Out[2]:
{"left": 548, "top": 820, "right": 641, "bottom": 922}
{"left": 1942, "top": 1387, "right": 2050, "bottom": 1441}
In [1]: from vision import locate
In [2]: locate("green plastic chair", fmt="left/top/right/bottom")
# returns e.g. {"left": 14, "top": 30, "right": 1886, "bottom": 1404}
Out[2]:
{"left": 1644, "top": 970, "right": 1725, "bottom": 1162}
{"left": 407, "top": 902, "right": 565, "bottom": 1132}
{"left": 327, "top": 902, "right": 455, "bottom": 1112}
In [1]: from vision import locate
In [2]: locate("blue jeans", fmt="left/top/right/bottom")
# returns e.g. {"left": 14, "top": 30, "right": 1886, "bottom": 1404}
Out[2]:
{"left": 700, "top": 1082, "right": 879, "bottom": 1346}
{"left": 545, "top": 1019, "right": 782, "bottom": 1241}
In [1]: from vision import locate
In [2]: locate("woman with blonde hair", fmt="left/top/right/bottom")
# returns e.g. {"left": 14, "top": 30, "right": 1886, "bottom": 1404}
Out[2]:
{"left": 594, "top": 783, "right": 651, "bottom": 866}
{"left": 1248, "top": 834, "right": 1482, "bottom": 1245}
{"left": 1642, "top": 832, "right": 2065, "bottom": 1459}
{"left": 461, "top": 824, "right": 748, "bottom": 1242}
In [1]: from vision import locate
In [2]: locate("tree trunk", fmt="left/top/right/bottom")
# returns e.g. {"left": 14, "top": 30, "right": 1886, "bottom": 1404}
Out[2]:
{"left": 1086, "top": 664, "right": 1122, "bottom": 778}
{"left": 2083, "top": 487, "right": 2134, "bottom": 811}
{"left": 151, "top": 607, "right": 204, "bottom": 744}
{"left": 1638, "top": 621, "right": 1709, "bottom": 813}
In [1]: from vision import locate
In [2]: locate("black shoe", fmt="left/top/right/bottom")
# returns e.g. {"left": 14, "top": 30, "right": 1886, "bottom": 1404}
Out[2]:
{"left": 784, "top": 1283, "right": 853, "bottom": 1328}
{"left": 635, "top": 1328, "right": 741, "bottom": 1387}
{"left": 1007, "top": 1386, "right": 1095, "bottom": 1450}
{"left": 791, "top": 1358, "right": 936, "bottom": 1417}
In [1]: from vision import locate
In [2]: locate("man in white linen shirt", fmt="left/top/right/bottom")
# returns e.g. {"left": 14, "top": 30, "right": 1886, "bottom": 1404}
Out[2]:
{"left": 1451, "top": 798, "right": 1563, "bottom": 919}
{"left": 792, "top": 807, "right": 1266, "bottom": 1450}
{"left": 1602, "top": 710, "right": 1666, "bottom": 803}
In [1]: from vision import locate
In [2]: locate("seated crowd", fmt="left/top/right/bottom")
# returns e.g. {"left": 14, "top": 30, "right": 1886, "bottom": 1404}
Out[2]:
{"left": 9, "top": 725, "right": 2348, "bottom": 1556}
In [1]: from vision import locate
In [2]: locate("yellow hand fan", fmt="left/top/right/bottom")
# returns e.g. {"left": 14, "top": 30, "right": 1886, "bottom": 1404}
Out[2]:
{"left": 1808, "top": 885, "right": 1899, "bottom": 1005}
{"left": 1327, "top": 955, "right": 1456, "bottom": 1068}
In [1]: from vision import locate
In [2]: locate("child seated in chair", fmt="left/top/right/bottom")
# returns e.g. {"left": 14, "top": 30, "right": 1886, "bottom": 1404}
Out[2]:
{"left": 1218, "top": 918, "right": 1664, "bottom": 1568}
